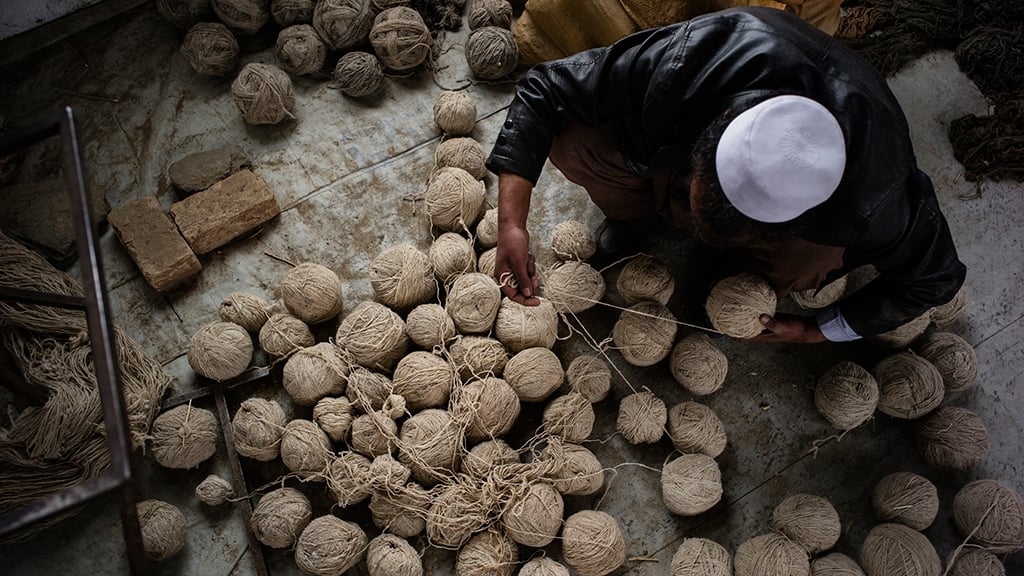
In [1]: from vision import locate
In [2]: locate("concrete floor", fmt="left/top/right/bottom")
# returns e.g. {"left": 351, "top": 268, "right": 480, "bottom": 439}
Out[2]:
{"left": 1, "top": 4, "right": 1022, "bottom": 575}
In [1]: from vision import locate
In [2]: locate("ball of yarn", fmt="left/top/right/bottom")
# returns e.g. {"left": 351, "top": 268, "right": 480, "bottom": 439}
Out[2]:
{"left": 916, "top": 332, "right": 977, "bottom": 393}
{"left": 426, "top": 483, "right": 489, "bottom": 548}
{"left": 815, "top": 361, "right": 879, "bottom": 430}
{"left": 233, "top": 397, "right": 287, "bottom": 461}
{"left": 447, "top": 272, "right": 502, "bottom": 333}
{"left": 333, "top": 51, "right": 385, "bottom": 97}
{"left": 282, "top": 343, "right": 349, "bottom": 406}
{"left": 371, "top": 244, "right": 436, "bottom": 312}
{"left": 181, "top": 22, "right": 239, "bottom": 76}
{"left": 872, "top": 471, "right": 938, "bottom": 531}
{"left": 706, "top": 273, "right": 777, "bottom": 338}
{"left": 212, "top": 0, "right": 270, "bottom": 35}
{"left": 667, "top": 401, "right": 727, "bottom": 458}
{"left": 811, "top": 553, "right": 865, "bottom": 576}
{"left": 566, "top": 355, "right": 611, "bottom": 402}
{"left": 662, "top": 453, "right": 723, "bottom": 516}
{"left": 272, "top": 0, "right": 315, "bottom": 26}
{"left": 873, "top": 352, "right": 944, "bottom": 419}
{"left": 434, "top": 90, "right": 477, "bottom": 135}
{"left": 369, "top": 452, "right": 412, "bottom": 491}
{"left": 313, "top": 0, "right": 374, "bottom": 50}
{"left": 195, "top": 474, "right": 235, "bottom": 506}
{"left": 370, "top": 482, "right": 430, "bottom": 537}
{"left": 449, "top": 335, "right": 509, "bottom": 380}
{"left": 327, "top": 450, "right": 373, "bottom": 506}
{"left": 543, "top": 392, "right": 594, "bottom": 442}
{"left": 612, "top": 301, "right": 678, "bottom": 366}
{"left": 500, "top": 481, "right": 563, "bottom": 547}
{"left": 953, "top": 479, "right": 1024, "bottom": 553}
{"left": 772, "top": 494, "right": 841, "bottom": 554}
{"left": 456, "top": 529, "right": 518, "bottom": 576}
{"left": 541, "top": 260, "right": 606, "bottom": 313}
{"left": 231, "top": 63, "right": 295, "bottom": 125}
{"left": 429, "top": 232, "right": 477, "bottom": 283}
{"left": 550, "top": 219, "right": 596, "bottom": 261}
{"left": 475, "top": 208, "right": 499, "bottom": 248}
{"left": 617, "top": 254, "right": 674, "bottom": 306}
{"left": 188, "top": 321, "right": 252, "bottom": 382}
{"left": 369, "top": 7, "right": 431, "bottom": 71}
{"left": 151, "top": 404, "right": 218, "bottom": 469}
{"left": 336, "top": 301, "right": 410, "bottom": 371}
{"left": 453, "top": 376, "right": 521, "bottom": 441}
{"left": 540, "top": 438, "right": 604, "bottom": 495}
{"left": 914, "top": 406, "right": 990, "bottom": 469}
{"left": 562, "top": 510, "right": 626, "bottom": 576}
{"left": 791, "top": 276, "right": 848, "bottom": 309}
{"left": 465, "top": 26, "right": 519, "bottom": 80}
{"left": 367, "top": 533, "right": 423, "bottom": 576}
{"left": 158, "top": 0, "right": 212, "bottom": 29}
{"left": 859, "top": 523, "right": 939, "bottom": 576}
{"left": 930, "top": 285, "right": 967, "bottom": 327}
{"left": 671, "top": 538, "right": 732, "bottom": 576}
{"left": 874, "top": 313, "right": 932, "bottom": 348}
{"left": 735, "top": 533, "right": 809, "bottom": 576}
{"left": 346, "top": 366, "right": 394, "bottom": 412}
{"left": 436, "top": 137, "right": 488, "bottom": 180}
{"left": 469, "top": 0, "right": 513, "bottom": 30}
{"left": 259, "top": 313, "right": 314, "bottom": 357}
{"left": 252, "top": 487, "right": 312, "bottom": 549}
{"left": 275, "top": 25, "right": 326, "bottom": 76}
{"left": 478, "top": 247, "right": 498, "bottom": 278}
{"left": 349, "top": 412, "right": 398, "bottom": 457}
{"left": 521, "top": 557, "right": 571, "bottom": 576}
{"left": 462, "top": 439, "right": 518, "bottom": 477}
{"left": 426, "top": 166, "right": 486, "bottom": 232}
{"left": 280, "top": 419, "right": 334, "bottom": 479}
{"left": 295, "top": 515, "right": 368, "bottom": 576}
{"left": 313, "top": 396, "right": 355, "bottom": 443}
{"left": 494, "top": 298, "right": 558, "bottom": 352}
{"left": 617, "top": 390, "right": 667, "bottom": 444}
{"left": 393, "top": 350, "right": 455, "bottom": 411}
{"left": 137, "top": 499, "right": 186, "bottom": 561}
{"left": 946, "top": 549, "right": 1005, "bottom": 576}
{"left": 670, "top": 334, "right": 727, "bottom": 396}
{"left": 219, "top": 291, "right": 271, "bottom": 332}
{"left": 398, "top": 408, "right": 463, "bottom": 486}
{"left": 406, "top": 303, "right": 456, "bottom": 349}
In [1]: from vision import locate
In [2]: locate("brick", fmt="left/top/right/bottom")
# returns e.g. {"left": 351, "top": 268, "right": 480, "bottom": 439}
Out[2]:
{"left": 167, "top": 144, "right": 251, "bottom": 195}
{"left": 108, "top": 196, "right": 201, "bottom": 292}
{"left": 169, "top": 169, "right": 280, "bottom": 255}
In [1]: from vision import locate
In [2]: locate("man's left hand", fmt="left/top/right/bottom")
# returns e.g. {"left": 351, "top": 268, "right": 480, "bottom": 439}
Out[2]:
{"left": 748, "top": 313, "right": 827, "bottom": 344}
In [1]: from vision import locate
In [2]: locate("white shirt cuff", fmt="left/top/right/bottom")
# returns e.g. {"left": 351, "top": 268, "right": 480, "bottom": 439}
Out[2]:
{"left": 816, "top": 306, "right": 862, "bottom": 342}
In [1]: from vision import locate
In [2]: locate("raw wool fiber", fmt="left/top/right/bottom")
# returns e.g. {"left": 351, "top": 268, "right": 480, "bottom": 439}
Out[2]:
{"left": 137, "top": 499, "right": 187, "bottom": 561}
{"left": 195, "top": 474, "right": 235, "bottom": 506}
{"left": 345, "top": 366, "right": 394, "bottom": 412}
{"left": 452, "top": 376, "right": 521, "bottom": 441}
{"left": 412, "top": 0, "right": 467, "bottom": 31}
{"left": 670, "top": 333, "right": 727, "bottom": 396}
{"left": 231, "top": 63, "right": 296, "bottom": 125}
{"left": 369, "top": 452, "right": 412, "bottom": 492}
{"left": 449, "top": 335, "right": 509, "bottom": 380}
{"left": 398, "top": 408, "right": 463, "bottom": 486}
{"left": 612, "top": 301, "right": 678, "bottom": 367}
{"left": 540, "top": 437, "right": 604, "bottom": 495}
{"left": 500, "top": 481, "right": 564, "bottom": 547}
{"left": 475, "top": 207, "right": 499, "bottom": 249}
{"left": 233, "top": 397, "right": 287, "bottom": 461}
{"left": 211, "top": 0, "right": 270, "bottom": 35}
{"left": 392, "top": 350, "right": 455, "bottom": 411}
{"left": 521, "top": 557, "right": 571, "bottom": 576}
{"left": 426, "top": 166, "right": 486, "bottom": 233}
{"left": 327, "top": 450, "right": 373, "bottom": 507}
{"left": 617, "top": 254, "right": 674, "bottom": 306}
{"left": 369, "top": 7, "right": 432, "bottom": 71}
{"left": 872, "top": 471, "right": 938, "bottom": 531}
{"left": 617, "top": 390, "right": 667, "bottom": 444}
{"left": 187, "top": 321, "right": 252, "bottom": 382}
{"left": 313, "top": 396, "right": 354, "bottom": 442}
{"left": 280, "top": 419, "right": 334, "bottom": 479}
{"left": 218, "top": 291, "right": 271, "bottom": 332}
{"left": 772, "top": 494, "right": 842, "bottom": 555}
{"left": 275, "top": 24, "right": 327, "bottom": 76}
{"left": 468, "top": 0, "right": 513, "bottom": 30}
{"left": 662, "top": 453, "right": 723, "bottom": 517}
{"left": 259, "top": 313, "right": 314, "bottom": 358}
{"left": 873, "top": 352, "right": 944, "bottom": 419}
{"left": 382, "top": 393, "right": 407, "bottom": 419}
{"left": 406, "top": 303, "right": 456, "bottom": 349}
{"left": 671, "top": 537, "right": 732, "bottom": 576}
{"left": 426, "top": 482, "right": 489, "bottom": 548}
{"left": 282, "top": 342, "right": 349, "bottom": 406}
{"left": 567, "top": 355, "right": 611, "bottom": 403}
{"left": 551, "top": 219, "right": 596, "bottom": 261}
{"left": 478, "top": 246, "right": 497, "bottom": 278}
{"left": 456, "top": 528, "right": 519, "bottom": 576}
{"left": 447, "top": 272, "right": 502, "bottom": 333}
{"left": 252, "top": 487, "right": 312, "bottom": 549}
{"left": 543, "top": 392, "right": 594, "bottom": 442}
{"left": 158, "top": 0, "right": 213, "bottom": 29}
{"left": 436, "top": 137, "right": 488, "bottom": 180}
{"left": 465, "top": 26, "right": 519, "bottom": 80}
{"left": 735, "top": 533, "right": 810, "bottom": 576}
{"left": 811, "top": 553, "right": 865, "bottom": 576}
{"left": 434, "top": 90, "right": 478, "bottom": 136}
{"left": 272, "top": 0, "right": 315, "bottom": 26}
{"left": 462, "top": 439, "right": 519, "bottom": 478}
{"left": 334, "top": 51, "right": 385, "bottom": 98}
{"left": 859, "top": 523, "right": 940, "bottom": 576}
{"left": 314, "top": 0, "right": 374, "bottom": 50}
{"left": 369, "top": 482, "right": 431, "bottom": 537}
{"left": 916, "top": 332, "right": 978, "bottom": 393}
{"left": 336, "top": 301, "right": 410, "bottom": 372}
{"left": 494, "top": 298, "right": 558, "bottom": 352}
{"left": 367, "top": 533, "right": 423, "bottom": 576}
{"left": 930, "top": 285, "right": 967, "bottom": 327}
{"left": 429, "top": 232, "right": 477, "bottom": 283}
{"left": 954, "top": 479, "right": 1024, "bottom": 553}
{"left": 151, "top": 404, "right": 219, "bottom": 469}
{"left": 371, "top": 244, "right": 436, "bottom": 312}
{"left": 562, "top": 510, "right": 627, "bottom": 576}
{"left": 873, "top": 312, "right": 932, "bottom": 349}
{"left": 181, "top": 22, "right": 239, "bottom": 76}
{"left": 706, "top": 273, "right": 777, "bottom": 338}
{"left": 349, "top": 411, "right": 398, "bottom": 457}
{"left": 541, "top": 260, "right": 607, "bottom": 313}
{"left": 949, "top": 97, "right": 1024, "bottom": 182}
{"left": 294, "top": 515, "right": 368, "bottom": 576}
{"left": 946, "top": 549, "right": 1005, "bottom": 576}
{"left": 815, "top": 361, "right": 879, "bottom": 430}
{"left": 914, "top": 406, "right": 990, "bottom": 469}
{"left": 666, "top": 401, "right": 727, "bottom": 458}
{"left": 791, "top": 275, "right": 848, "bottom": 309}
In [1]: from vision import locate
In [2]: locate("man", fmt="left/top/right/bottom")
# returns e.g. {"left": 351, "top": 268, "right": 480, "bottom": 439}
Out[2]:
{"left": 486, "top": 7, "right": 966, "bottom": 344}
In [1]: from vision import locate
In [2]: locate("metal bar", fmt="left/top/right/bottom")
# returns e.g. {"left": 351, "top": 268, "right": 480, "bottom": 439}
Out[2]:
{"left": 160, "top": 366, "right": 271, "bottom": 410}
{"left": 0, "top": 472, "right": 124, "bottom": 537}
{"left": 0, "top": 286, "right": 87, "bottom": 310}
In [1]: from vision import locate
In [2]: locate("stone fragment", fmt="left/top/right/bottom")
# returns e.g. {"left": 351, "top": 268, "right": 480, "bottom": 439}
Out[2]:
{"left": 108, "top": 195, "right": 201, "bottom": 292}
{"left": 169, "top": 169, "right": 280, "bottom": 255}
{"left": 167, "top": 144, "right": 251, "bottom": 195}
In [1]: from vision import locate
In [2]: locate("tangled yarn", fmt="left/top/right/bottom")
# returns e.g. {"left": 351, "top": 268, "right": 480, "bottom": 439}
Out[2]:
{"left": 705, "top": 273, "right": 776, "bottom": 339}
{"left": 150, "top": 404, "right": 218, "bottom": 469}
{"left": 369, "top": 7, "right": 432, "bottom": 71}
{"left": 313, "top": 0, "right": 374, "bottom": 50}
{"left": 231, "top": 63, "right": 296, "bottom": 125}
{"left": 465, "top": 26, "right": 519, "bottom": 80}
{"left": 371, "top": 244, "right": 436, "bottom": 312}
{"left": 181, "top": 22, "right": 239, "bottom": 76}
{"left": 873, "top": 471, "right": 938, "bottom": 531}
{"left": 275, "top": 24, "right": 326, "bottom": 76}
{"left": 953, "top": 479, "right": 1024, "bottom": 553}
{"left": 334, "top": 51, "right": 385, "bottom": 98}
{"left": 616, "top": 390, "right": 667, "bottom": 445}
{"left": 873, "top": 352, "right": 944, "bottom": 419}
{"left": 859, "top": 523, "right": 940, "bottom": 576}
{"left": 662, "top": 454, "right": 723, "bottom": 517}
{"left": 914, "top": 406, "right": 990, "bottom": 469}
{"left": 771, "top": 493, "right": 841, "bottom": 554}
{"left": 815, "top": 361, "right": 879, "bottom": 430}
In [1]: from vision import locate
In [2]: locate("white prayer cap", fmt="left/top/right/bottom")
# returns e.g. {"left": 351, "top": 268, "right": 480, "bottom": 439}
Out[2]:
{"left": 715, "top": 95, "right": 846, "bottom": 223}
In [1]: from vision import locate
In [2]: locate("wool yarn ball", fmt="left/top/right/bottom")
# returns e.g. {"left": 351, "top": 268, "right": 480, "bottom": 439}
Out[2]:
{"left": 811, "top": 553, "right": 865, "bottom": 576}
{"left": 617, "top": 254, "right": 675, "bottom": 306}
{"left": 272, "top": 0, "right": 315, "bottom": 26}
{"left": 815, "top": 361, "right": 879, "bottom": 430}
{"left": 872, "top": 471, "right": 938, "bottom": 530}
{"left": 382, "top": 393, "right": 406, "bottom": 419}
{"left": 667, "top": 401, "right": 727, "bottom": 458}
{"left": 617, "top": 390, "right": 667, "bottom": 444}
{"left": 158, "top": 0, "right": 213, "bottom": 29}
{"left": 859, "top": 523, "right": 940, "bottom": 576}
{"left": 371, "top": 244, "right": 436, "bottom": 312}
{"left": 426, "top": 166, "right": 486, "bottom": 233}
{"left": 251, "top": 487, "right": 312, "bottom": 549}
{"left": 550, "top": 219, "right": 596, "bottom": 261}
{"left": 312, "top": 396, "right": 354, "bottom": 443}
{"left": 406, "top": 303, "right": 456, "bottom": 349}
{"left": 151, "top": 404, "right": 218, "bottom": 469}
{"left": 916, "top": 332, "right": 978, "bottom": 392}
{"left": 327, "top": 450, "right": 373, "bottom": 506}
{"left": 540, "top": 438, "right": 604, "bottom": 495}
{"left": 736, "top": 533, "right": 810, "bottom": 576}
{"left": 612, "top": 301, "right": 678, "bottom": 366}
{"left": 500, "top": 480, "right": 564, "bottom": 547}
{"left": 393, "top": 350, "right": 455, "bottom": 410}
{"left": 465, "top": 26, "right": 518, "bottom": 80}
{"left": 195, "top": 473, "right": 235, "bottom": 506}
{"left": 670, "top": 334, "right": 728, "bottom": 396}
{"left": 475, "top": 208, "right": 499, "bottom": 248}
{"left": 429, "top": 232, "right": 477, "bottom": 283}
{"left": 436, "top": 137, "right": 488, "bottom": 180}
{"left": 181, "top": 22, "right": 239, "bottom": 76}
{"left": 494, "top": 298, "right": 558, "bottom": 352}
{"left": 231, "top": 63, "right": 295, "bottom": 124}
{"left": 478, "top": 247, "right": 498, "bottom": 278}
{"left": 282, "top": 343, "right": 349, "bottom": 406}
{"left": 469, "top": 0, "right": 513, "bottom": 30}
{"left": 541, "top": 260, "right": 606, "bottom": 313}
{"left": 567, "top": 355, "right": 611, "bottom": 403}
{"left": 336, "top": 301, "right": 410, "bottom": 371}
{"left": 449, "top": 335, "right": 509, "bottom": 380}
{"left": 369, "top": 482, "right": 431, "bottom": 537}
{"left": 662, "top": 453, "right": 723, "bottom": 516}
{"left": 706, "top": 273, "right": 777, "bottom": 338}
{"left": 349, "top": 412, "right": 398, "bottom": 457}
{"left": 447, "top": 272, "right": 502, "bottom": 333}
{"left": 873, "top": 352, "right": 944, "bottom": 419}
{"left": 562, "top": 510, "right": 626, "bottom": 576}
{"left": 434, "top": 90, "right": 477, "bottom": 135}
{"left": 456, "top": 528, "right": 518, "bottom": 576}
{"left": 426, "top": 483, "right": 489, "bottom": 548}
{"left": 188, "top": 321, "right": 252, "bottom": 382}
{"left": 367, "top": 533, "right": 423, "bottom": 576}
{"left": 543, "top": 392, "right": 594, "bottom": 442}
{"left": 930, "top": 285, "right": 967, "bottom": 327}
{"left": 874, "top": 312, "right": 932, "bottom": 349}
{"left": 275, "top": 25, "right": 326, "bottom": 76}
{"left": 313, "top": 0, "right": 374, "bottom": 50}
{"left": 946, "top": 549, "right": 1005, "bottom": 576}
{"left": 398, "top": 408, "right": 463, "bottom": 486}
{"left": 453, "top": 376, "right": 521, "bottom": 441}
{"left": 218, "top": 291, "right": 271, "bottom": 332}
{"left": 212, "top": 0, "right": 270, "bottom": 35}
{"left": 914, "top": 406, "right": 990, "bottom": 469}
{"left": 280, "top": 419, "right": 334, "bottom": 479}
{"left": 369, "top": 7, "right": 431, "bottom": 71}
{"left": 462, "top": 440, "right": 519, "bottom": 478}
{"left": 953, "top": 479, "right": 1024, "bottom": 553}
{"left": 233, "top": 397, "right": 287, "bottom": 460}
{"left": 369, "top": 452, "right": 411, "bottom": 491}
{"left": 333, "top": 51, "right": 385, "bottom": 98}
{"left": 792, "top": 276, "right": 848, "bottom": 309}
{"left": 772, "top": 494, "right": 842, "bottom": 554}
{"left": 137, "top": 499, "right": 186, "bottom": 561}
{"left": 259, "top": 313, "right": 314, "bottom": 358}
{"left": 345, "top": 366, "right": 394, "bottom": 412}
{"left": 295, "top": 515, "right": 368, "bottom": 576}
{"left": 521, "top": 557, "right": 571, "bottom": 576}
{"left": 372, "top": 0, "right": 411, "bottom": 10}
{"left": 671, "top": 538, "right": 732, "bottom": 576}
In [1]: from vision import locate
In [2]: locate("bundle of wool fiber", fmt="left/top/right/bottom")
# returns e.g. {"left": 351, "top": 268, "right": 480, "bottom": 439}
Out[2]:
{"left": 312, "top": 396, "right": 354, "bottom": 443}
{"left": 500, "top": 480, "right": 564, "bottom": 547}
{"left": 398, "top": 408, "right": 463, "bottom": 486}
{"left": 426, "top": 166, "right": 485, "bottom": 232}
{"left": 914, "top": 406, "right": 990, "bottom": 469}
{"left": 211, "top": 0, "right": 270, "bottom": 35}
{"left": 872, "top": 471, "right": 938, "bottom": 530}
{"left": 859, "top": 523, "right": 940, "bottom": 576}
{"left": 294, "top": 515, "right": 368, "bottom": 575}
{"left": 368, "top": 452, "right": 412, "bottom": 492}
{"left": 233, "top": 397, "right": 287, "bottom": 461}
{"left": 541, "top": 260, "right": 606, "bottom": 313}
{"left": 542, "top": 392, "right": 595, "bottom": 443}
{"left": 873, "top": 352, "right": 944, "bottom": 419}
{"left": 187, "top": 321, "right": 252, "bottom": 382}
{"left": 465, "top": 26, "right": 519, "bottom": 80}
{"left": 791, "top": 276, "right": 847, "bottom": 309}
{"left": 551, "top": 219, "right": 596, "bottom": 261}
{"left": 449, "top": 335, "right": 509, "bottom": 380}
{"left": 348, "top": 411, "right": 398, "bottom": 457}
{"left": 521, "top": 557, "right": 571, "bottom": 576}
{"left": 671, "top": 537, "right": 732, "bottom": 576}
{"left": 369, "top": 7, "right": 431, "bottom": 71}
{"left": 772, "top": 493, "right": 842, "bottom": 555}
{"left": 336, "top": 301, "right": 410, "bottom": 371}
{"left": 369, "top": 482, "right": 431, "bottom": 538}
{"left": 670, "top": 333, "right": 727, "bottom": 396}
{"left": 333, "top": 51, "right": 384, "bottom": 98}
{"left": 468, "top": 0, "right": 513, "bottom": 30}
{"left": 195, "top": 473, "right": 235, "bottom": 506}
{"left": 392, "top": 350, "right": 455, "bottom": 411}
{"left": 872, "top": 312, "right": 931, "bottom": 349}
{"left": 366, "top": 533, "right": 423, "bottom": 576}
{"left": 617, "top": 254, "right": 674, "bottom": 306}
{"left": 453, "top": 376, "right": 521, "bottom": 441}
{"left": 251, "top": 487, "right": 312, "bottom": 549}
{"left": 810, "top": 553, "right": 865, "bottom": 576}
{"left": 426, "top": 482, "right": 489, "bottom": 548}
{"left": 455, "top": 529, "right": 519, "bottom": 576}
{"left": 231, "top": 63, "right": 295, "bottom": 125}
{"left": 447, "top": 272, "right": 502, "bottom": 333}
{"left": 434, "top": 90, "right": 478, "bottom": 136}
{"left": 540, "top": 437, "right": 604, "bottom": 496}
{"left": 612, "top": 301, "right": 678, "bottom": 367}
{"left": 494, "top": 297, "right": 558, "bottom": 352}
{"left": 275, "top": 24, "right": 326, "bottom": 76}
{"left": 562, "top": 510, "right": 626, "bottom": 576}
{"left": 280, "top": 419, "right": 334, "bottom": 479}
{"left": 405, "top": 302, "right": 456, "bottom": 349}
{"left": 666, "top": 401, "right": 727, "bottom": 458}
{"left": 946, "top": 549, "right": 1005, "bottom": 576}
{"left": 461, "top": 439, "right": 519, "bottom": 478}
{"left": 814, "top": 361, "right": 879, "bottom": 430}
{"left": 734, "top": 533, "right": 810, "bottom": 576}
{"left": 346, "top": 366, "right": 394, "bottom": 411}
{"left": 953, "top": 479, "right": 1024, "bottom": 553}
{"left": 137, "top": 499, "right": 187, "bottom": 561}
{"left": 313, "top": 0, "right": 374, "bottom": 50}
{"left": 617, "top": 390, "right": 667, "bottom": 444}
{"left": 370, "top": 244, "right": 435, "bottom": 312}
{"left": 435, "top": 137, "right": 488, "bottom": 180}
{"left": 705, "top": 273, "right": 776, "bottom": 338}
{"left": 151, "top": 404, "right": 218, "bottom": 469}
{"left": 158, "top": 0, "right": 213, "bottom": 29}
{"left": 429, "top": 232, "right": 477, "bottom": 283}
{"left": 259, "top": 313, "right": 314, "bottom": 357}
{"left": 282, "top": 342, "right": 349, "bottom": 406}
{"left": 326, "top": 450, "right": 373, "bottom": 506}
{"left": 218, "top": 291, "right": 271, "bottom": 332}
{"left": 272, "top": 0, "right": 315, "bottom": 26}
{"left": 662, "top": 453, "right": 723, "bottom": 516}
{"left": 181, "top": 22, "right": 239, "bottom": 76}
{"left": 566, "top": 355, "right": 611, "bottom": 402}
{"left": 916, "top": 332, "right": 978, "bottom": 392}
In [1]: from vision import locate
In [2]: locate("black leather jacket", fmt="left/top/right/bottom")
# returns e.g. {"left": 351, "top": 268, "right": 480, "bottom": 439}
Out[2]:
{"left": 487, "top": 7, "right": 966, "bottom": 337}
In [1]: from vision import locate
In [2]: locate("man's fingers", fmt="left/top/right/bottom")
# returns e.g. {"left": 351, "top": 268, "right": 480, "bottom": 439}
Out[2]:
{"left": 759, "top": 314, "right": 777, "bottom": 331}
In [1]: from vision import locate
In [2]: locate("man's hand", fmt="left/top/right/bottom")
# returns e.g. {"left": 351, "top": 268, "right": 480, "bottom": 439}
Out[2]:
{"left": 495, "top": 225, "right": 540, "bottom": 305}
{"left": 748, "top": 313, "right": 827, "bottom": 343}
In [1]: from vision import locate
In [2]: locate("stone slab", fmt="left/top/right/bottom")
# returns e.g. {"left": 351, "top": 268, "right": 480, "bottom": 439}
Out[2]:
{"left": 106, "top": 195, "right": 200, "bottom": 292}
{"left": 169, "top": 169, "right": 280, "bottom": 255}
{"left": 167, "top": 143, "right": 251, "bottom": 195}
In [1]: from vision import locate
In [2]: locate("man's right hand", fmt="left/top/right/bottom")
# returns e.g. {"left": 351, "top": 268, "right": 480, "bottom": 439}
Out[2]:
{"left": 495, "top": 171, "right": 540, "bottom": 305}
